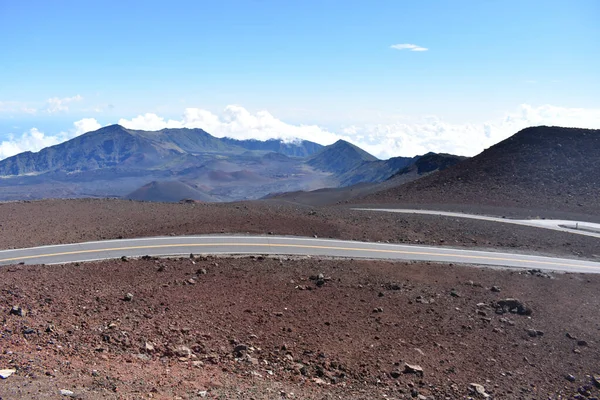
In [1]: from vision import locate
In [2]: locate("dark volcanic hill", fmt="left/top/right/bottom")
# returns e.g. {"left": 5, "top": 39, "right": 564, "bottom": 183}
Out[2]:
{"left": 264, "top": 152, "right": 464, "bottom": 206}
{"left": 388, "top": 152, "right": 467, "bottom": 181}
{"left": 306, "top": 140, "right": 419, "bottom": 186}
{"left": 361, "top": 126, "right": 600, "bottom": 214}
{"left": 125, "top": 181, "right": 216, "bottom": 203}
{"left": 307, "top": 140, "right": 378, "bottom": 174}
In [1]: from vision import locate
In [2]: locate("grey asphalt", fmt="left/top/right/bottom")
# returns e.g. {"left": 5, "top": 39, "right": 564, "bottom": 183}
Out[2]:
{"left": 352, "top": 208, "right": 600, "bottom": 239}
{"left": 1, "top": 235, "right": 599, "bottom": 273}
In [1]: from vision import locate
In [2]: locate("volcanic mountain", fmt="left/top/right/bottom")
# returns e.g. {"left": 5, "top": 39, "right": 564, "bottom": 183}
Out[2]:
{"left": 360, "top": 126, "right": 600, "bottom": 214}
{"left": 306, "top": 140, "right": 418, "bottom": 186}
{"left": 265, "top": 152, "right": 464, "bottom": 206}
{"left": 0, "top": 124, "right": 455, "bottom": 202}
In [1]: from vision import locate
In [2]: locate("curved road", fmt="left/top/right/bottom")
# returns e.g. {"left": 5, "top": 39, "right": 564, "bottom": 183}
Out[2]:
{"left": 352, "top": 208, "right": 600, "bottom": 239}
{"left": 0, "top": 235, "right": 599, "bottom": 274}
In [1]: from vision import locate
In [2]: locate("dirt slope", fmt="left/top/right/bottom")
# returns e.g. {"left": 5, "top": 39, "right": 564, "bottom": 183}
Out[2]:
{"left": 360, "top": 126, "right": 600, "bottom": 214}
{"left": 1, "top": 257, "right": 599, "bottom": 399}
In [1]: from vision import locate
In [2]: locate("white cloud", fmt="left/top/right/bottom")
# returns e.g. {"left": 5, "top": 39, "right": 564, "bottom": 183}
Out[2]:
{"left": 0, "top": 118, "right": 100, "bottom": 160}
{"left": 73, "top": 118, "right": 101, "bottom": 136}
{"left": 120, "top": 104, "right": 600, "bottom": 158}
{"left": 2, "top": 104, "right": 599, "bottom": 161}
{"left": 45, "top": 95, "right": 83, "bottom": 113}
{"left": 347, "top": 104, "right": 600, "bottom": 158}
{"left": 390, "top": 43, "right": 428, "bottom": 52}
{"left": 118, "top": 106, "right": 343, "bottom": 144}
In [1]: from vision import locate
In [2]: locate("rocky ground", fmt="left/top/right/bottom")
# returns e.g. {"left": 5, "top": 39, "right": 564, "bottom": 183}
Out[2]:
{"left": 1, "top": 256, "right": 600, "bottom": 399}
{"left": 1, "top": 198, "right": 600, "bottom": 398}
{"left": 0, "top": 199, "right": 599, "bottom": 260}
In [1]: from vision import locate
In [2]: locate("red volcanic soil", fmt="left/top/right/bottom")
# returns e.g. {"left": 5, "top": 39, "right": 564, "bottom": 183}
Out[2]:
{"left": 1, "top": 256, "right": 599, "bottom": 399}
{"left": 0, "top": 199, "right": 599, "bottom": 260}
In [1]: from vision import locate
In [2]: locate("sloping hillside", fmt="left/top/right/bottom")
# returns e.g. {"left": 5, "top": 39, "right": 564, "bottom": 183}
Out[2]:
{"left": 337, "top": 155, "right": 418, "bottom": 186}
{"left": 361, "top": 126, "right": 600, "bottom": 214}
{"left": 0, "top": 125, "right": 184, "bottom": 176}
{"left": 265, "top": 153, "right": 465, "bottom": 206}
{"left": 220, "top": 137, "right": 323, "bottom": 157}
{"left": 125, "top": 181, "right": 216, "bottom": 203}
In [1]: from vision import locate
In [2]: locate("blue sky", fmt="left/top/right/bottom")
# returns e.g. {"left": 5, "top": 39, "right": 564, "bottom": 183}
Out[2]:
{"left": 1, "top": 0, "right": 599, "bottom": 158}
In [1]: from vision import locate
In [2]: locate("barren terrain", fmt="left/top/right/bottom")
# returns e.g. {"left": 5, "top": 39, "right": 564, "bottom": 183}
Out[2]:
{"left": 1, "top": 197, "right": 600, "bottom": 398}
{"left": 358, "top": 127, "right": 600, "bottom": 216}
{"left": 0, "top": 199, "right": 599, "bottom": 261}
{"left": 2, "top": 256, "right": 600, "bottom": 399}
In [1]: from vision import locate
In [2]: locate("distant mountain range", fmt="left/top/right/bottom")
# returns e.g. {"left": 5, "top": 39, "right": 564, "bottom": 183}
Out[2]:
{"left": 0, "top": 124, "right": 463, "bottom": 202}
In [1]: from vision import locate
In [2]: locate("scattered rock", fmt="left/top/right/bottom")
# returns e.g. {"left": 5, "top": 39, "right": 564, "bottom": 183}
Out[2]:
{"left": 526, "top": 329, "right": 544, "bottom": 337}
{"left": 234, "top": 344, "right": 248, "bottom": 356}
{"left": 390, "top": 370, "right": 401, "bottom": 379}
{"left": 123, "top": 293, "right": 134, "bottom": 302}
{"left": 450, "top": 289, "right": 461, "bottom": 298}
{"left": 384, "top": 282, "right": 402, "bottom": 291}
{"left": 373, "top": 307, "right": 383, "bottom": 313}
{"left": 593, "top": 375, "right": 600, "bottom": 388}
{"left": 144, "top": 342, "right": 155, "bottom": 352}
{"left": 566, "top": 332, "right": 578, "bottom": 340}
{"left": 9, "top": 305, "right": 26, "bottom": 317}
{"left": 0, "top": 369, "right": 16, "bottom": 379}
{"left": 527, "top": 269, "right": 552, "bottom": 278}
{"left": 172, "top": 345, "right": 192, "bottom": 358}
{"left": 198, "top": 268, "right": 207, "bottom": 275}
{"left": 403, "top": 363, "right": 423, "bottom": 376}
{"left": 60, "top": 389, "right": 76, "bottom": 397}
{"left": 136, "top": 353, "right": 151, "bottom": 361}
{"left": 566, "top": 374, "right": 576, "bottom": 382}
{"left": 469, "top": 383, "right": 490, "bottom": 398}
{"left": 577, "top": 340, "right": 588, "bottom": 347}
{"left": 495, "top": 298, "right": 532, "bottom": 315}
{"left": 491, "top": 286, "right": 501, "bottom": 292}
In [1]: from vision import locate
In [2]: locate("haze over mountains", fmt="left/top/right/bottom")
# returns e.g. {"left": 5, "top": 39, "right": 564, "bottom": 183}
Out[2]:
{"left": 0, "top": 124, "right": 436, "bottom": 202}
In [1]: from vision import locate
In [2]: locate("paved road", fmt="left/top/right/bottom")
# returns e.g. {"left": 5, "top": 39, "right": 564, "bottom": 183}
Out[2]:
{"left": 0, "top": 235, "right": 599, "bottom": 273}
{"left": 352, "top": 208, "right": 600, "bottom": 239}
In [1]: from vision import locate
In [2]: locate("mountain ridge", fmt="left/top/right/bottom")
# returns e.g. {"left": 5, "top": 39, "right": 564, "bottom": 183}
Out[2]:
{"left": 359, "top": 126, "right": 600, "bottom": 214}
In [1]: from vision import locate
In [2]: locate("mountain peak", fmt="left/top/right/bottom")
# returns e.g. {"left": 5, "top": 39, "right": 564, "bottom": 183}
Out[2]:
{"left": 307, "top": 139, "right": 378, "bottom": 174}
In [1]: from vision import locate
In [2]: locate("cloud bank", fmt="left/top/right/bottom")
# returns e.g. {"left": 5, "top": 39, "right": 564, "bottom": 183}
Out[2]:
{"left": 118, "top": 104, "right": 600, "bottom": 158}
{"left": 1, "top": 104, "right": 599, "bottom": 160}
{"left": 0, "top": 118, "right": 100, "bottom": 159}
